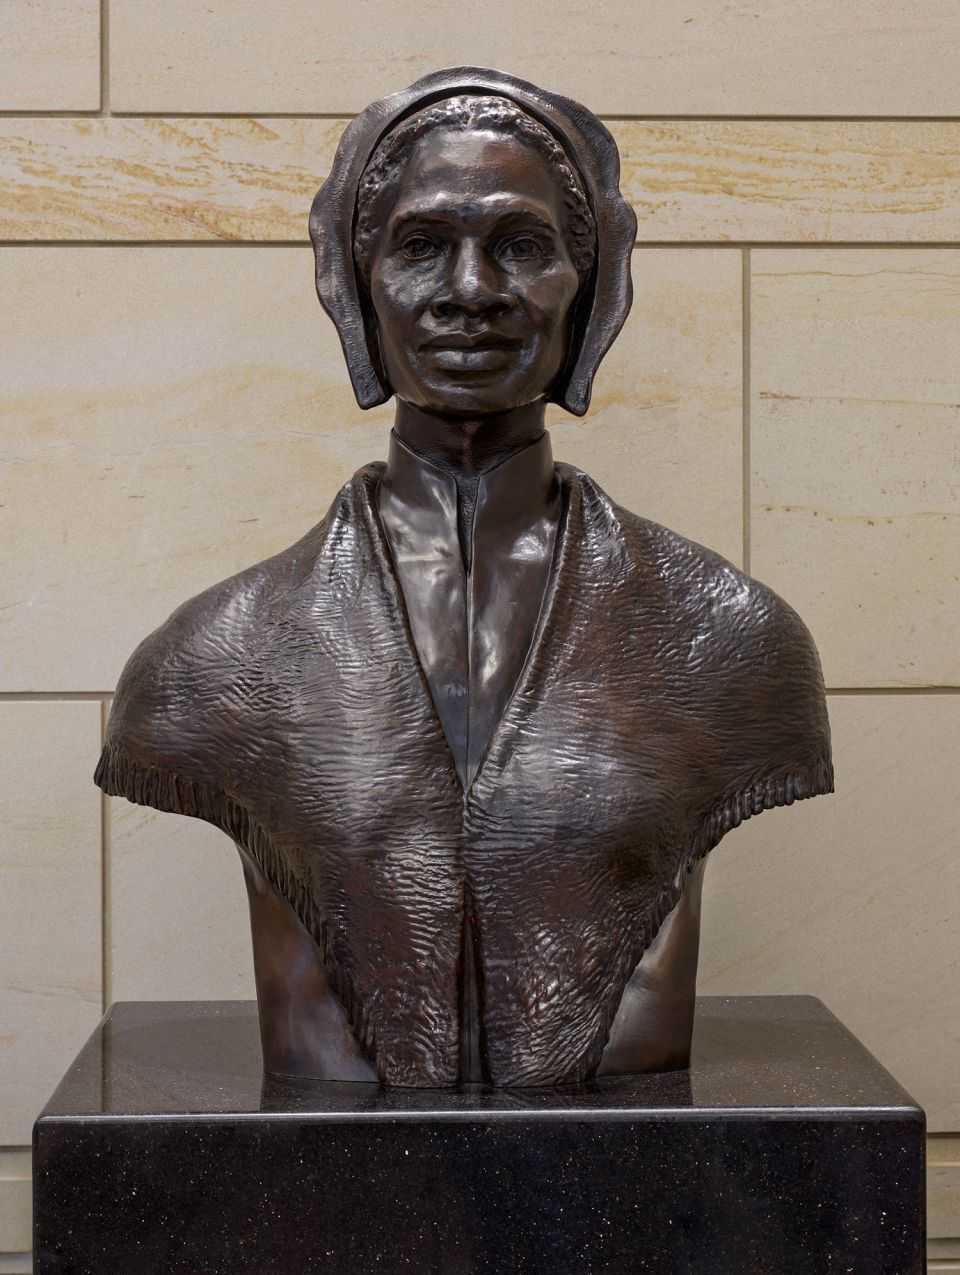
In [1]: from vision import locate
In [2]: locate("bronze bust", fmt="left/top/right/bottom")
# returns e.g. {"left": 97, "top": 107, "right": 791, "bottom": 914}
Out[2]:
{"left": 96, "top": 68, "right": 833, "bottom": 1088}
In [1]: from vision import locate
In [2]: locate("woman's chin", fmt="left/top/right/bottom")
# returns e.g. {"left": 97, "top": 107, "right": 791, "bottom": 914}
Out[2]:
{"left": 413, "top": 378, "right": 535, "bottom": 418}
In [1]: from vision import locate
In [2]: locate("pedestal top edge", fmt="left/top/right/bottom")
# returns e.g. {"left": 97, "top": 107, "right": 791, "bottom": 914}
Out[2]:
{"left": 34, "top": 995, "right": 924, "bottom": 1124}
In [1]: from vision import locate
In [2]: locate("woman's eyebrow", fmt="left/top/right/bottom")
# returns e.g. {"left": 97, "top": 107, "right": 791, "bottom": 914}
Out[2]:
{"left": 389, "top": 208, "right": 458, "bottom": 235}
{"left": 388, "top": 204, "right": 560, "bottom": 237}
{"left": 491, "top": 209, "right": 558, "bottom": 234}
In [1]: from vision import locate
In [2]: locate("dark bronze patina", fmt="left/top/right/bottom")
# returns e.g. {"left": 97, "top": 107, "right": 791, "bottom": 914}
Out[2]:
{"left": 96, "top": 67, "right": 833, "bottom": 1088}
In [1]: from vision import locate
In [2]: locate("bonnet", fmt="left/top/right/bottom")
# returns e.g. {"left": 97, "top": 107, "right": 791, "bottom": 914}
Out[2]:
{"left": 309, "top": 66, "right": 638, "bottom": 417}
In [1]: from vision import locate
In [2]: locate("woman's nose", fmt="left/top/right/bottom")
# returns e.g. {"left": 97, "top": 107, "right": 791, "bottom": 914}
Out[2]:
{"left": 430, "top": 242, "right": 512, "bottom": 321}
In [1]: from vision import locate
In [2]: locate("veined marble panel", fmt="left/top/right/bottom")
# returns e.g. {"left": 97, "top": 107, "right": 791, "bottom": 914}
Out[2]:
{"left": 0, "top": 118, "right": 340, "bottom": 242}
{"left": 3, "top": 119, "right": 960, "bottom": 244}
{"left": 616, "top": 121, "right": 960, "bottom": 244}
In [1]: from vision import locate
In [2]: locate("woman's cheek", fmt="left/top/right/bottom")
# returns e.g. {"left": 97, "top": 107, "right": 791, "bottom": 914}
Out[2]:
{"left": 377, "top": 263, "right": 439, "bottom": 314}
{"left": 526, "top": 269, "right": 579, "bottom": 325}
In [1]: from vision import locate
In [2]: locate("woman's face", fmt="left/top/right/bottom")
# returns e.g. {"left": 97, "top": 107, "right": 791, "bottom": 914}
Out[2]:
{"left": 366, "top": 127, "right": 582, "bottom": 416}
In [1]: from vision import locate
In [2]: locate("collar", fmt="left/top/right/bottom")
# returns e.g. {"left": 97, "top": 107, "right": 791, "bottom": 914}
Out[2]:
{"left": 377, "top": 427, "right": 560, "bottom": 792}
{"left": 377, "top": 428, "right": 557, "bottom": 555}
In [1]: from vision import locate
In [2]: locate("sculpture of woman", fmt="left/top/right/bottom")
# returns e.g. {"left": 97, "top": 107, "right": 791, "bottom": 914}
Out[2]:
{"left": 95, "top": 68, "right": 833, "bottom": 1089}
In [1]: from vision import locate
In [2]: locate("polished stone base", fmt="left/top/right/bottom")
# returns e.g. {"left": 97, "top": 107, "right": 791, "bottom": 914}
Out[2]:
{"left": 34, "top": 996, "right": 925, "bottom": 1274}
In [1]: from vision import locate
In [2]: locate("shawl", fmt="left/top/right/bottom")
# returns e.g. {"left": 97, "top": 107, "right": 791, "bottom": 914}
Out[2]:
{"left": 96, "top": 463, "right": 833, "bottom": 1087}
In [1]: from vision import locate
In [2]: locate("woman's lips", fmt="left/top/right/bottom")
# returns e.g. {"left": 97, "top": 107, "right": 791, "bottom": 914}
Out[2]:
{"left": 421, "top": 334, "right": 522, "bottom": 373}
{"left": 426, "top": 346, "right": 516, "bottom": 372}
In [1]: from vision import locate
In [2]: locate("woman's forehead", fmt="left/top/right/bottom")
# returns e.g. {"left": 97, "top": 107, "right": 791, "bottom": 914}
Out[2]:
{"left": 388, "top": 127, "right": 566, "bottom": 220}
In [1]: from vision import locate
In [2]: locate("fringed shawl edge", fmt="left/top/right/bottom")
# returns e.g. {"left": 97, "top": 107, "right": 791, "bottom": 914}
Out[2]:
{"left": 93, "top": 741, "right": 385, "bottom": 1074}
{"left": 96, "top": 741, "right": 834, "bottom": 1084}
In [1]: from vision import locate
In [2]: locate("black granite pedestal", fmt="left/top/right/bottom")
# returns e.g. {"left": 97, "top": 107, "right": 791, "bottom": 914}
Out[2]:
{"left": 34, "top": 996, "right": 925, "bottom": 1274}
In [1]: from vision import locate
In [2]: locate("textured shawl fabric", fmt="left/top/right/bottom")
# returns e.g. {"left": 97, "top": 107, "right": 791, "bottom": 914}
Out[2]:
{"left": 96, "top": 462, "right": 834, "bottom": 1087}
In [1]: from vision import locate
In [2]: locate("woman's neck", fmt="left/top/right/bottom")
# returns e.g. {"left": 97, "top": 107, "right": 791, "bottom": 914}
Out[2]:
{"left": 393, "top": 399, "right": 547, "bottom": 477}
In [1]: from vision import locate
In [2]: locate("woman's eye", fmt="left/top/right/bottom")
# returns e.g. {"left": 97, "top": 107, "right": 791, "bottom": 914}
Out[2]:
{"left": 401, "top": 235, "right": 439, "bottom": 261}
{"left": 499, "top": 236, "right": 545, "bottom": 262}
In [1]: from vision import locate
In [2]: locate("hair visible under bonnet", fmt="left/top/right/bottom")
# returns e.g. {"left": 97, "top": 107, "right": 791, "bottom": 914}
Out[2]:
{"left": 352, "top": 94, "right": 598, "bottom": 283}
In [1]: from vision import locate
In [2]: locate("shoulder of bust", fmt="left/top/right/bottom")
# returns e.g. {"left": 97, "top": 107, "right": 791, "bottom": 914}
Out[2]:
{"left": 93, "top": 479, "right": 357, "bottom": 801}
{"left": 569, "top": 470, "right": 835, "bottom": 831}
{"left": 105, "top": 463, "right": 382, "bottom": 706}
{"left": 121, "top": 522, "right": 319, "bottom": 686}
{"left": 92, "top": 463, "right": 388, "bottom": 825}
{"left": 571, "top": 467, "right": 818, "bottom": 659}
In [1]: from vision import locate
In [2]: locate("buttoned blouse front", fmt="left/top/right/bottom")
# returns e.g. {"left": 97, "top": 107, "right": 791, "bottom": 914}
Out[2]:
{"left": 377, "top": 429, "right": 560, "bottom": 792}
